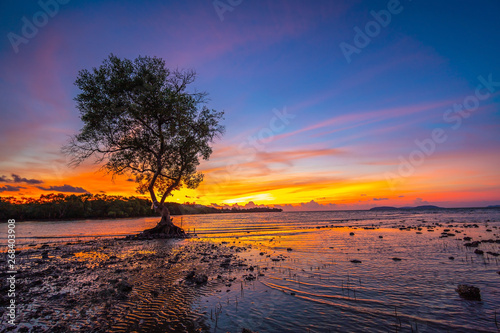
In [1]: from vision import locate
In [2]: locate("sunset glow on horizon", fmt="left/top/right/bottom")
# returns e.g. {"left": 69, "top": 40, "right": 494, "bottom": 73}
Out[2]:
{"left": 1, "top": 0, "right": 499, "bottom": 210}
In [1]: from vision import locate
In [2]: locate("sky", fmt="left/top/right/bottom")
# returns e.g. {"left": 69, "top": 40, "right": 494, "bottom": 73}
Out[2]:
{"left": 0, "top": 0, "right": 499, "bottom": 210}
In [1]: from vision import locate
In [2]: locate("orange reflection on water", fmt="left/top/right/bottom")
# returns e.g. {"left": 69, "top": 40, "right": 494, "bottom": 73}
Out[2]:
{"left": 74, "top": 251, "right": 110, "bottom": 262}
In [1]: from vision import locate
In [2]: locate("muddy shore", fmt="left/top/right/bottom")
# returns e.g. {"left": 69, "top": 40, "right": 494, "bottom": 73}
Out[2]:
{"left": 0, "top": 237, "right": 253, "bottom": 332}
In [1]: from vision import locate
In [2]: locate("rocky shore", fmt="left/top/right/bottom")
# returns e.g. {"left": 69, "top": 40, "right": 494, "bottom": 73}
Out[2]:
{"left": 0, "top": 237, "right": 253, "bottom": 332}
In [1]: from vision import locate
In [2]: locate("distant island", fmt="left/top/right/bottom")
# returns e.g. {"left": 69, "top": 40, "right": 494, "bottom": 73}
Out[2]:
{"left": 370, "top": 205, "right": 443, "bottom": 211}
{"left": 369, "top": 205, "right": 500, "bottom": 211}
{"left": 0, "top": 194, "right": 281, "bottom": 222}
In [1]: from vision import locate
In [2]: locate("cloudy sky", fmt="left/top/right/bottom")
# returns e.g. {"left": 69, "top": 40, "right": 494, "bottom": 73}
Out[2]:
{"left": 1, "top": 0, "right": 499, "bottom": 210}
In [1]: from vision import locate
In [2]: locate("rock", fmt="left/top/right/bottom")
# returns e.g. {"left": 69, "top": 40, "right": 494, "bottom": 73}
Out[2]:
{"left": 286, "top": 248, "right": 293, "bottom": 252}
{"left": 220, "top": 258, "right": 231, "bottom": 267}
{"left": 185, "top": 270, "right": 208, "bottom": 284}
{"left": 349, "top": 232, "right": 355, "bottom": 236}
{"left": 116, "top": 280, "right": 133, "bottom": 293}
{"left": 245, "top": 274, "right": 256, "bottom": 281}
{"left": 449, "top": 256, "right": 455, "bottom": 260}
{"left": 456, "top": 284, "right": 481, "bottom": 301}
{"left": 28, "top": 280, "right": 43, "bottom": 288}
{"left": 474, "top": 249, "right": 484, "bottom": 255}
{"left": 194, "top": 274, "right": 208, "bottom": 284}
{"left": 242, "top": 329, "right": 255, "bottom": 333}
{"left": 392, "top": 257, "right": 402, "bottom": 261}
{"left": 379, "top": 236, "right": 383, "bottom": 238}
{"left": 350, "top": 259, "right": 362, "bottom": 263}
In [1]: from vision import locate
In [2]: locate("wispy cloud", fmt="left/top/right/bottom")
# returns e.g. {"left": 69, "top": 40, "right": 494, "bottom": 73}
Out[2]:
{"left": 0, "top": 174, "right": 44, "bottom": 184}
{"left": 36, "top": 184, "right": 89, "bottom": 193}
{"left": 0, "top": 185, "right": 26, "bottom": 192}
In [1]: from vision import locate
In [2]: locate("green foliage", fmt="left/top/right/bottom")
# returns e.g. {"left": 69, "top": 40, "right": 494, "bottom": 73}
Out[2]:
{"left": 64, "top": 54, "right": 224, "bottom": 204}
{"left": 0, "top": 194, "right": 282, "bottom": 221}
{"left": 0, "top": 194, "right": 157, "bottom": 221}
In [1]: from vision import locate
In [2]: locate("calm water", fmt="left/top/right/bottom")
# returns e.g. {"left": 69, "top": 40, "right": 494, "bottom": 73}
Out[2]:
{"left": 2, "top": 208, "right": 500, "bottom": 332}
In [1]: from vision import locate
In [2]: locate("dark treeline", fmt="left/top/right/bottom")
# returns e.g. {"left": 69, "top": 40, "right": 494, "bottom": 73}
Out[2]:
{"left": 0, "top": 194, "right": 281, "bottom": 221}
{"left": 0, "top": 194, "right": 157, "bottom": 221}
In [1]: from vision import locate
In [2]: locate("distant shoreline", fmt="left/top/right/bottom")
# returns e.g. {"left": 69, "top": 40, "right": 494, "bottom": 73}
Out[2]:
{"left": 0, "top": 208, "right": 283, "bottom": 223}
{"left": 0, "top": 193, "right": 282, "bottom": 222}
{"left": 3, "top": 206, "right": 499, "bottom": 223}
{"left": 369, "top": 205, "right": 500, "bottom": 211}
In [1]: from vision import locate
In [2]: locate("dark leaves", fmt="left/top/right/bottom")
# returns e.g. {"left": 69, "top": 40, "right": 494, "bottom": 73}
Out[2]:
{"left": 64, "top": 54, "right": 224, "bottom": 201}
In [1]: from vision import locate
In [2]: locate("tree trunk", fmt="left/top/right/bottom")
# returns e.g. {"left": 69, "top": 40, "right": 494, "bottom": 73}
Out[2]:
{"left": 142, "top": 202, "right": 187, "bottom": 238}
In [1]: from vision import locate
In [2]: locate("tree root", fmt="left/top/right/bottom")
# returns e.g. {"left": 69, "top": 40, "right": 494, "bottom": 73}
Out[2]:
{"left": 130, "top": 219, "right": 188, "bottom": 239}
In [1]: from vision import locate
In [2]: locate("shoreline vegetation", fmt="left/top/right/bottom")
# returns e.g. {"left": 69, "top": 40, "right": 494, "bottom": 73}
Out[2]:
{"left": 0, "top": 194, "right": 282, "bottom": 222}
{"left": 1, "top": 194, "right": 498, "bottom": 223}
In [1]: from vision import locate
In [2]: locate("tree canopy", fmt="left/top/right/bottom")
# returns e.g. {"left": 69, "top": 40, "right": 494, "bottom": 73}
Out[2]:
{"left": 64, "top": 54, "right": 224, "bottom": 220}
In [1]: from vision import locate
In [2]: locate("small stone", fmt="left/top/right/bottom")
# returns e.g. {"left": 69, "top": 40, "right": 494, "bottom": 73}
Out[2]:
{"left": 456, "top": 284, "right": 481, "bottom": 301}
{"left": 350, "top": 259, "right": 361, "bottom": 263}
{"left": 116, "top": 281, "right": 133, "bottom": 293}
{"left": 186, "top": 270, "right": 196, "bottom": 280}
{"left": 194, "top": 274, "right": 208, "bottom": 284}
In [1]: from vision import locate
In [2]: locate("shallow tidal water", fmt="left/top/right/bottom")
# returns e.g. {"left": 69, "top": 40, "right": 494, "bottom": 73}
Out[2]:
{"left": 2, "top": 208, "right": 500, "bottom": 332}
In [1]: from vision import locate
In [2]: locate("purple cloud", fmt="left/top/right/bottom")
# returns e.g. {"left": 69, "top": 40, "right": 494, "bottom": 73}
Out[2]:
{"left": 0, "top": 173, "right": 43, "bottom": 184}
{"left": 0, "top": 185, "right": 26, "bottom": 192}
{"left": 36, "top": 184, "right": 89, "bottom": 193}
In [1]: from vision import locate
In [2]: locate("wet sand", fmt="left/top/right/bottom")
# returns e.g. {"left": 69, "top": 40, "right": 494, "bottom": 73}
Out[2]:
{"left": 1, "top": 210, "right": 499, "bottom": 332}
{"left": 0, "top": 238, "right": 252, "bottom": 332}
